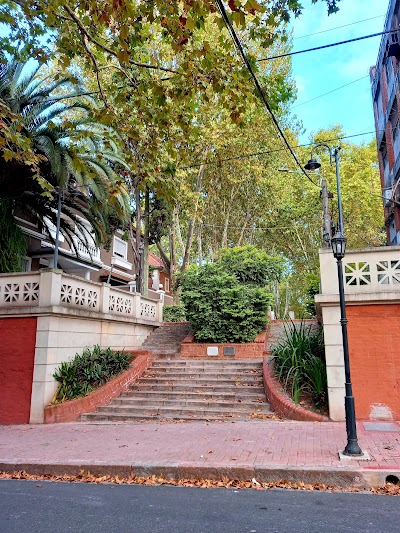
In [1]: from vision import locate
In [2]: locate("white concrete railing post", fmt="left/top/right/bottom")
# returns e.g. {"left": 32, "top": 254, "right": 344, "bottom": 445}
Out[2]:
{"left": 100, "top": 283, "right": 110, "bottom": 314}
{"left": 38, "top": 269, "right": 62, "bottom": 307}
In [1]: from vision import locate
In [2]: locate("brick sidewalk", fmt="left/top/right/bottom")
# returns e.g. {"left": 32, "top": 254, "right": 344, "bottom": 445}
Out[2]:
{"left": 1, "top": 421, "right": 399, "bottom": 487}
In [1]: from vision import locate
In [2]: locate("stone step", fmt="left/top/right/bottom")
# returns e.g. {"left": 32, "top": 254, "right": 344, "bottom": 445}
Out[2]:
{"left": 142, "top": 371, "right": 262, "bottom": 379}
{"left": 136, "top": 376, "right": 262, "bottom": 388}
{"left": 80, "top": 412, "right": 265, "bottom": 423}
{"left": 95, "top": 404, "right": 272, "bottom": 418}
{"left": 120, "top": 390, "right": 264, "bottom": 401}
{"left": 128, "top": 384, "right": 266, "bottom": 394}
{"left": 150, "top": 363, "right": 262, "bottom": 370}
{"left": 151, "top": 360, "right": 262, "bottom": 367}
{"left": 110, "top": 397, "right": 269, "bottom": 409}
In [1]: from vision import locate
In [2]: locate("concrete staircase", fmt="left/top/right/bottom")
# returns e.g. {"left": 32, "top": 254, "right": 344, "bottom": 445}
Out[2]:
{"left": 81, "top": 359, "right": 272, "bottom": 422}
{"left": 141, "top": 323, "right": 191, "bottom": 359}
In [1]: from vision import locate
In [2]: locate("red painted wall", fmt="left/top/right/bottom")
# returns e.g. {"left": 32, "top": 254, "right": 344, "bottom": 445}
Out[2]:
{"left": 0, "top": 317, "right": 37, "bottom": 424}
{"left": 347, "top": 304, "right": 400, "bottom": 420}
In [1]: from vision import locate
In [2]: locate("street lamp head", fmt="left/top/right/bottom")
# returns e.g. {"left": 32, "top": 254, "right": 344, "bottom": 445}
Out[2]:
{"left": 304, "top": 158, "right": 321, "bottom": 171}
{"left": 331, "top": 230, "right": 347, "bottom": 260}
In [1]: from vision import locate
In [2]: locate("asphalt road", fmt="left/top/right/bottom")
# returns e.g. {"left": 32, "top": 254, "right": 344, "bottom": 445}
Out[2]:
{"left": 0, "top": 480, "right": 399, "bottom": 533}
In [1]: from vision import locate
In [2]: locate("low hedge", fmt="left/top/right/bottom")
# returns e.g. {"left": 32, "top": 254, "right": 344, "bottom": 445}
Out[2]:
{"left": 52, "top": 345, "right": 132, "bottom": 403}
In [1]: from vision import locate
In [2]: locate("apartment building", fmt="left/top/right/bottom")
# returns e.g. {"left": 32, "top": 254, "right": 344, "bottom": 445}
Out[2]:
{"left": 371, "top": 0, "right": 400, "bottom": 244}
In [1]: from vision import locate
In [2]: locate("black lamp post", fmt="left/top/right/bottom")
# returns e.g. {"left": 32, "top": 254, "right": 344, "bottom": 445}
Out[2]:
{"left": 305, "top": 144, "right": 363, "bottom": 457}
{"left": 53, "top": 187, "right": 63, "bottom": 269}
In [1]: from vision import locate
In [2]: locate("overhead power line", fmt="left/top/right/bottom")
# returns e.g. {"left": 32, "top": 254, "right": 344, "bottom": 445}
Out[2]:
{"left": 214, "top": 0, "right": 318, "bottom": 187}
{"left": 293, "top": 14, "right": 386, "bottom": 41}
{"left": 180, "top": 129, "right": 378, "bottom": 169}
{"left": 259, "top": 29, "right": 399, "bottom": 61}
{"left": 292, "top": 75, "right": 369, "bottom": 108}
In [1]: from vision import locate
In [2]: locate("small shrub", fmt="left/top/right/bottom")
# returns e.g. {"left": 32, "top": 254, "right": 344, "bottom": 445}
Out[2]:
{"left": 163, "top": 305, "right": 186, "bottom": 322}
{"left": 180, "top": 263, "right": 271, "bottom": 343}
{"left": 271, "top": 321, "right": 327, "bottom": 408}
{"left": 52, "top": 345, "right": 132, "bottom": 403}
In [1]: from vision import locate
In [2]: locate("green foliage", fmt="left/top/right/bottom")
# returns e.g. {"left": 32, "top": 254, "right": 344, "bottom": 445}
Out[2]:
{"left": 0, "top": 58, "right": 131, "bottom": 261}
{"left": 52, "top": 346, "right": 132, "bottom": 403}
{"left": 180, "top": 262, "right": 271, "bottom": 343}
{"left": 271, "top": 321, "right": 327, "bottom": 407}
{"left": 217, "top": 246, "right": 286, "bottom": 286}
{"left": 0, "top": 199, "right": 27, "bottom": 273}
{"left": 163, "top": 305, "right": 187, "bottom": 322}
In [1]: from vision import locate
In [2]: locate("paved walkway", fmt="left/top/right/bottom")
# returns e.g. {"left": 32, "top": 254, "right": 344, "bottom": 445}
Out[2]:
{"left": 1, "top": 421, "right": 400, "bottom": 488}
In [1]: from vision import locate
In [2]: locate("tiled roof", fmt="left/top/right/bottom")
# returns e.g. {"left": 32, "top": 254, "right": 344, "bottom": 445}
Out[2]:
{"left": 148, "top": 252, "right": 165, "bottom": 269}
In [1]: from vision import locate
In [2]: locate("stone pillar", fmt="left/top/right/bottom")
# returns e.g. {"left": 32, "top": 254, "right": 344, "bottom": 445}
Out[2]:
{"left": 38, "top": 269, "right": 62, "bottom": 307}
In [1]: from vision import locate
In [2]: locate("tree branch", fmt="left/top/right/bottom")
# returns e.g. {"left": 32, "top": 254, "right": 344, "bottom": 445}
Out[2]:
{"left": 63, "top": 6, "right": 180, "bottom": 75}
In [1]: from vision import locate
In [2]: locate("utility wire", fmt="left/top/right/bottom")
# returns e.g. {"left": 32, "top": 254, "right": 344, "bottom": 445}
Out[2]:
{"left": 292, "top": 75, "right": 369, "bottom": 108}
{"left": 259, "top": 29, "right": 399, "bottom": 61}
{"left": 180, "top": 129, "right": 377, "bottom": 169}
{"left": 293, "top": 14, "right": 386, "bottom": 41}
{"left": 214, "top": 0, "right": 318, "bottom": 187}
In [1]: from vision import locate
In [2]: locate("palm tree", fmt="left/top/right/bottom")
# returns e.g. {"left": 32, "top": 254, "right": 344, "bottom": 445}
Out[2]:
{"left": 0, "top": 58, "right": 130, "bottom": 270}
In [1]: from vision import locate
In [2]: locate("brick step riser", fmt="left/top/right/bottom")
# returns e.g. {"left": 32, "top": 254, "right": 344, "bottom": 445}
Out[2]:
{"left": 110, "top": 398, "right": 269, "bottom": 409}
{"left": 96, "top": 406, "right": 271, "bottom": 417}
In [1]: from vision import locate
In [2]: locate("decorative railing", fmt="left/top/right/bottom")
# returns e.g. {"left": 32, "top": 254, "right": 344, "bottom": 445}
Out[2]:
{"left": 72, "top": 237, "right": 101, "bottom": 261}
{"left": 0, "top": 270, "right": 161, "bottom": 323}
{"left": 0, "top": 272, "right": 41, "bottom": 307}
{"left": 320, "top": 246, "right": 400, "bottom": 296}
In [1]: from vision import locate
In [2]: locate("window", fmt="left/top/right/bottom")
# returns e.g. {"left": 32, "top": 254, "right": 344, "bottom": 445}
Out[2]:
{"left": 385, "top": 56, "right": 393, "bottom": 84}
{"left": 390, "top": 98, "right": 399, "bottom": 140}
{"left": 164, "top": 277, "right": 170, "bottom": 292}
{"left": 21, "top": 257, "right": 31, "bottom": 272}
{"left": 113, "top": 236, "right": 128, "bottom": 260}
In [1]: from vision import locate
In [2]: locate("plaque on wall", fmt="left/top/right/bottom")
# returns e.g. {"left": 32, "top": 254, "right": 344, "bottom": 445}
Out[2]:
{"left": 223, "top": 346, "right": 235, "bottom": 356}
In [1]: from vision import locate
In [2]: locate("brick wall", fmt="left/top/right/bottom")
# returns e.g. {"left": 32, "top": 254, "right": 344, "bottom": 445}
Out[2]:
{"left": 44, "top": 351, "right": 152, "bottom": 423}
{"left": 347, "top": 304, "right": 400, "bottom": 420}
{"left": 180, "top": 331, "right": 266, "bottom": 358}
{"left": 0, "top": 317, "right": 37, "bottom": 424}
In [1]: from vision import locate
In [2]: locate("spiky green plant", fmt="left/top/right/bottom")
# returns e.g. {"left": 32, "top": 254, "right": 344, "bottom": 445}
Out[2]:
{"left": 271, "top": 320, "right": 327, "bottom": 407}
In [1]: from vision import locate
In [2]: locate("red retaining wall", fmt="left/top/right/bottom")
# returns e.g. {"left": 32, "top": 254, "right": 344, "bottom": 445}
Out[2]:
{"left": 0, "top": 317, "right": 37, "bottom": 424}
{"left": 181, "top": 331, "right": 266, "bottom": 358}
{"left": 347, "top": 304, "right": 400, "bottom": 420}
{"left": 263, "top": 357, "right": 329, "bottom": 422}
{"left": 44, "top": 351, "right": 152, "bottom": 423}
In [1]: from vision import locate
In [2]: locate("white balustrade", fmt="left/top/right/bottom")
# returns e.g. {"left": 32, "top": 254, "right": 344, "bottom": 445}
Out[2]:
{"left": 72, "top": 237, "right": 101, "bottom": 261}
{"left": 0, "top": 272, "right": 40, "bottom": 307}
{"left": 59, "top": 274, "right": 100, "bottom": 311}
{"left": 319, "top": 246, "right": 400, "bottom": 296}
{"left": 0, "top": 270, "right": 161, "bottom": 323}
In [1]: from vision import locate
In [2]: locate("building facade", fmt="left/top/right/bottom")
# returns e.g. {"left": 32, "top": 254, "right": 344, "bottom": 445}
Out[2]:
{"left": 16, "top": 212, "right": 172, "bottom": 296}
{"left": 371, "top": 0, "right": 400, "bottom": 244}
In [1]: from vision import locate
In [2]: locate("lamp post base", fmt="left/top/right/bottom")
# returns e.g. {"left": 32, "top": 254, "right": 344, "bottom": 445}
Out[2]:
{"left": 342, "top": 440, "right": 363, "bottom": 457}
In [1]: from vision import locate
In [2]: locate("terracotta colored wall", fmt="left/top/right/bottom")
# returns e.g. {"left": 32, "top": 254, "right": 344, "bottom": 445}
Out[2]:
{"left": 347, "top": 304, "right": 400, "bottom": 420}
{"left": 181, "top": 331, "right": 266, "bottom": 359}
{"left": 0, "top": 317, "right": 37, "bottom": 424}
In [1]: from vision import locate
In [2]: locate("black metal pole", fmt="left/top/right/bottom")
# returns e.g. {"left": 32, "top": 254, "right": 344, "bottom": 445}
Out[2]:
{"left": 336, "top": 259, "right": 362, "bottom": 456}
{"left": 53, "top": 188, "right": 62, "bottom": 269}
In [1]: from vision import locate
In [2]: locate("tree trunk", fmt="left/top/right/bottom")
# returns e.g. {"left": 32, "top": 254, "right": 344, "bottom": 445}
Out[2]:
{"left": 174, "top": 204, "right": 185, "bottom": 255}
{"left": 197, "top": 223, "right": 203, "bottom": 266}
{"left": 143, "top": 187, "right": 150, "bottom": 297}
{"left": 181, "top": 148, "right": 208, "bottom": 271}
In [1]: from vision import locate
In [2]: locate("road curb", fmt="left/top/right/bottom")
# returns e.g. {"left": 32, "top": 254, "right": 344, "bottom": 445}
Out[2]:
{"left": 1, "top": 461, "right": 399, "bottom": 489}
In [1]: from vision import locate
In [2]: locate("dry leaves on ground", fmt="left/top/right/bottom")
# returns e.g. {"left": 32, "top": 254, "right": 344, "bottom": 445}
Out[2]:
{"left": 0, "top": 471, "right": 399, "bottom": 495}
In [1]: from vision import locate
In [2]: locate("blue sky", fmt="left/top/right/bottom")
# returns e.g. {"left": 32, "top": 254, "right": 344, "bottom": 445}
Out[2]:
{"left": 289, "top": 0, "right": 387, "bottom": 144}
